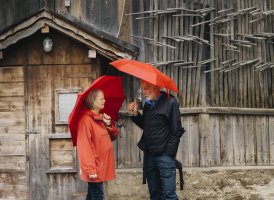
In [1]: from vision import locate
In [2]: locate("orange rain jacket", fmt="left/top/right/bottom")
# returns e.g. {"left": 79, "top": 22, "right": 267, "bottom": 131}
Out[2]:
{"left": 76, "top": 109, "right": 119, "bottom": 182}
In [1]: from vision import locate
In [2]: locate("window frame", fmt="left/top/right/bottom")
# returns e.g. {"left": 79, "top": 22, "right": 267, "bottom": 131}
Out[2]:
{"left": 54, "top": 88, "right": 82, "bottom": 125}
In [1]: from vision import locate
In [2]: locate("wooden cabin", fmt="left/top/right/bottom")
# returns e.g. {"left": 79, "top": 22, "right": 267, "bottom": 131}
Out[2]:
{"left": 0, "top": 6, "right": 138, "bottom": 200}
{"left": 0, "top": 0, "right": 274, "bottom": 200}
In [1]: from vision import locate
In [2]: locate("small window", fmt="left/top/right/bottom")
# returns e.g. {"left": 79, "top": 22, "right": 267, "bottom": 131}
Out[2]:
{"left": 55, "top": 89, "right": 81, "bottom": 124}
{"left": 47, "top": 134, "right": 77, "bottom": 174}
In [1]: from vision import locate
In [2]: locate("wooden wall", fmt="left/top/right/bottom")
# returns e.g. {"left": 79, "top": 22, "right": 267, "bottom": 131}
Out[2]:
{"left": 0, "top": 29, "right": 99, "bottom": 199}
{"left": 0, "top": 1, "right": 273, "bottom": 108}
{"left": 0, "top": 0, "right": 121, "bottom": 36}
{"left": 0, "top": 67, "right": 28, "bottom": 199}
{"left": 130, "top": 0, "right": 274, "bottom": 108}
{"left": 116, "top": 111, "right": 274, "bottom": 168}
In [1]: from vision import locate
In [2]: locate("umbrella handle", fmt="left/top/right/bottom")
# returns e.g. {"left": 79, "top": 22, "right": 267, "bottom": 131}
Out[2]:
{"left": 135, "top": 88, "right": 143, "bottom": 108}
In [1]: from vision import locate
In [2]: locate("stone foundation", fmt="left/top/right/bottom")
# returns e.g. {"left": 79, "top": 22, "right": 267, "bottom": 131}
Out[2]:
{"left": 107, "top": 167, "right": 274, "bottom": 200}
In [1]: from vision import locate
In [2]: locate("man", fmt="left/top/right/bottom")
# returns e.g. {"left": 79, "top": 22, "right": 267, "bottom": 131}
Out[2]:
{"left": 128, "top": 80, "right": 184, "bottom": 200}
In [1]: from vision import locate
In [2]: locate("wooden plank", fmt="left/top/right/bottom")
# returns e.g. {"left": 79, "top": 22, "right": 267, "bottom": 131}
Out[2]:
{"left": 28, "top": 33, "right": 43, "bottom": 65}
{"left": 54, "top": 0, "right": 67, "bottom": 15}
{"left": 269, "top": 116, "right": 274, "bottom": 165}
{"left": 210, "top": 114, "right": 221, "bottom": 166}
{"left": 181, "top": 0, "right": 189, "bottom": 107}
{"left": 271, "top": 10, "right": 274, "bottom": 108}
{"left": 102, "top": 0, "right": 118, "bottom": 34}
{"left": 255, "top": 116, "right": 269, "bottom": 165}
{"left": 56, "top": 35, "right": 72, "bottom": 65}
{"left": 186, "top": 0, "right": 194, "bottom": 107}
{"left": 0, "top": 140, "right": 25, "bottom": 156}
{"left": 228, "top": 0, "right": 235, "bottom": 107}
{"left": 0, "top": 171, "right": 27, "bottom": 184}
{"left": 196, "top": 1, "right": 207, "bottom": 107}
{"left": 162, "top": 0, "right": 168, "bottom": 62}
{"left": 244, "top": 115, "right": 256, "bottom": 165}
{"left": 0, "top": 134, "right": 25, "bottom": 141}
{"left": 117, "top": 0, "right": 131, "bottom": 41}
{"left": 147, "top": 0, "right": 154, "bottom": 63}
{"left": 0, "top": 96, "right": 24, "bottom": 111}
{"left": 238, "top": 0, "right": 244, "bottom": 108}
{"left": 0, "top": 82, "right": 24, "bottom": 96}
{"left": 243, "top": 0, "right": 248, "bottom": 108}
{"left": 179, "top": 107, "right": 274, "bottom": 115}
{"left": 50, "top": 139, "right": 73, "bottom": 151}
{"left": 188, "top": 115, "right": 200, "bottom": 166}
{"left": 117, "top": 118, "right": 143, "bottom": 168}
{"left": 48, "top": 133, "right": 72, "bottom": 139}
{"left": 199, "top": 114, "right": 210, "bottom": 167}
{"left": 172, "top": 0, "right": 180, "bottom": 100}
{"left": 50, "top": 150, "right": 73, "bottom": 168}
{"left": 0, "top": 126, "right": 25, "bottom": 134}
{"left": 178, "top": 116, "right": 189, "bottom": 166}
{"left": 0, "top": 171, "right": 27, "bottom": 199}
{"left": 209, "top": 2, "right": 215, "bottom": 107}
{"left": 191, "top": 6, "right": 200, "bottom": 107}
{"left": 83, "top": 0, "right": 102, "bottom": 28}
{"left": 70, "top": 0, "right": 82, "bottom": 20}
{"left": 0, "top": 111, "right": 25, "bottom": 129}
{"left": 47, "top": 174, "right": 76, "bottom": 200}
{"left": 0, "top": 66, "right": 24, "bottom": 82}
{"left": 233, "top": 115, "right": 245, "bottom": 165}
{"left": 0, "top": 1, "right": 7, "bottom": 31}
{"left": 130, "top": 117, "right": 143, "bottom": 168}
{"left": 220, "top": 115, "right": 234, "bottom": 166}
{"left": 0, "top": 156, "right": 26, "bottom": 171}
{"left": 117, "top": 118, "right": 127, "bottom": 168}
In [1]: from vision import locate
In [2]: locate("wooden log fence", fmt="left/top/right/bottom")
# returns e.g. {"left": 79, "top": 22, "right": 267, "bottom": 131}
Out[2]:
{"left": 129, "top": 0, "right": 274, "bottom": 108}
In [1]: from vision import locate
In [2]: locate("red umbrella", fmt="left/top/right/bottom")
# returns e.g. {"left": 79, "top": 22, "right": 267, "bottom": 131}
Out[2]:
{"left": 68, "top": 75, "right": 125, "bottom": 146}
{"left": 110, "top": 59, "right": 179, "bottom": 93}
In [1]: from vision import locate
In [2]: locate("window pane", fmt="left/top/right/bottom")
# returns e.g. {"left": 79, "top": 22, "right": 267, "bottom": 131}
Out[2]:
{"left": 58, "top": 93, "right": 77, "bottom": 122}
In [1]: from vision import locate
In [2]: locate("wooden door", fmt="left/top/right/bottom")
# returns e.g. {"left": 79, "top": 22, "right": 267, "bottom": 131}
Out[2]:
{"left": 25, "top": 64, "right": 98, "bottom": 199}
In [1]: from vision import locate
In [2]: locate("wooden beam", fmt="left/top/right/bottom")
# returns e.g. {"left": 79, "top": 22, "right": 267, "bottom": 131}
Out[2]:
{"left": 179, "top": 107, "right": 274, "bottom": 115}
{"left": 119, "top": 107, "right": 274, "bottom": 116}
{"left": 41, "top": 25, "right": 49, "bottom": 33}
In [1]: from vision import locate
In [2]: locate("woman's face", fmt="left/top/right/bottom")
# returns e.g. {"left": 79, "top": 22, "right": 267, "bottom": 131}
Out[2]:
{"left": 92, "top": 91, "right": 105, "bottom": 111}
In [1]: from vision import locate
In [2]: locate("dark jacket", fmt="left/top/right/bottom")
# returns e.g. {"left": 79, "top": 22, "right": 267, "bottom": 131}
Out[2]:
{"left": 131, "top": 91, "right": 184, "bottom": 157}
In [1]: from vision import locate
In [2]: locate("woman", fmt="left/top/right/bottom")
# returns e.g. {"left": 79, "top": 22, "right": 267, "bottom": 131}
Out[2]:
{"left": 77, "top": 89, "right": 119, "bottom": 200}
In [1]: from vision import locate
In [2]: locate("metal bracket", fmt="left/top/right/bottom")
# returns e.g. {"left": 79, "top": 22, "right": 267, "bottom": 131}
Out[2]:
{"left": 26, "top": 129, "right": 41, "bottom": 135}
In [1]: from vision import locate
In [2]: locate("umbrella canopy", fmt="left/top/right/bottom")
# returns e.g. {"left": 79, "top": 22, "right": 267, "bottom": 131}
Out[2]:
{"left": 110, "top": 59, "right": 179, "bottom": 93}
{"left": 68, "top": 75, "right": 125, "bottom": 146}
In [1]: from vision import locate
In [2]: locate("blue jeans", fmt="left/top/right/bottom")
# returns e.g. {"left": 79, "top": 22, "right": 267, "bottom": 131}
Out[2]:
{"left": 86, "top": 182, "right": 104, "bottom": 200}
{"left": 146, "top": 153, "right": 178, "bottom": 200}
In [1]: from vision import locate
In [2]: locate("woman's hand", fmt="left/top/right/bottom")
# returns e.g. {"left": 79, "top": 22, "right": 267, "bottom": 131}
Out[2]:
{"left": 128, "top": 101, "right": 138, "bottom": 116}
{"left": 89, "top": 173, "right": 97, "bottom": 179}
{"left": 102, "top": 113, "right": 112, "bottom": 126}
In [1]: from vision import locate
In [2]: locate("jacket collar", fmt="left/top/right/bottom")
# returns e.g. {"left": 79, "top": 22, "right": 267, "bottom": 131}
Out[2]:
{"left": 145, "top": 91, "right": 166, "bottom": 108}
{"left": 82, "top": 108, "right": 103, "bottom": 121}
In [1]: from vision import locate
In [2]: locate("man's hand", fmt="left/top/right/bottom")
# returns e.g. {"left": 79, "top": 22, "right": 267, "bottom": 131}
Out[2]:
{"left": 128, "top": 101, "right": 138, "bottom": 116}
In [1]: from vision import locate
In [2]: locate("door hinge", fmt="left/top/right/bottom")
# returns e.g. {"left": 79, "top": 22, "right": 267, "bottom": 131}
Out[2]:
{"left": 26, "top": 129, "right": 40, "bottom": 135}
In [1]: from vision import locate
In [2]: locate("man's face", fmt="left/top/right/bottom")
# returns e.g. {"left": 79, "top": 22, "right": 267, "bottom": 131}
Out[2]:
{"left": 140, "top": 81, "right": 159, "bottom": 101}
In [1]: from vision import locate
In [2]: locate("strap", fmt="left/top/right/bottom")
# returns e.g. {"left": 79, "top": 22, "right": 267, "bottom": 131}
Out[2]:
{"left": 175, "top": 159, "right": 184, "bottom": 190}
{"left": 142, "top": 151, "right": 148, "bottom": 184}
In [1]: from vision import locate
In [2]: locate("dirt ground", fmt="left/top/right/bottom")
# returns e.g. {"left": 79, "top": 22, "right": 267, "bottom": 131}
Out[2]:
{"left": 107, "top": 167, "right": 274, "bottom": 200}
